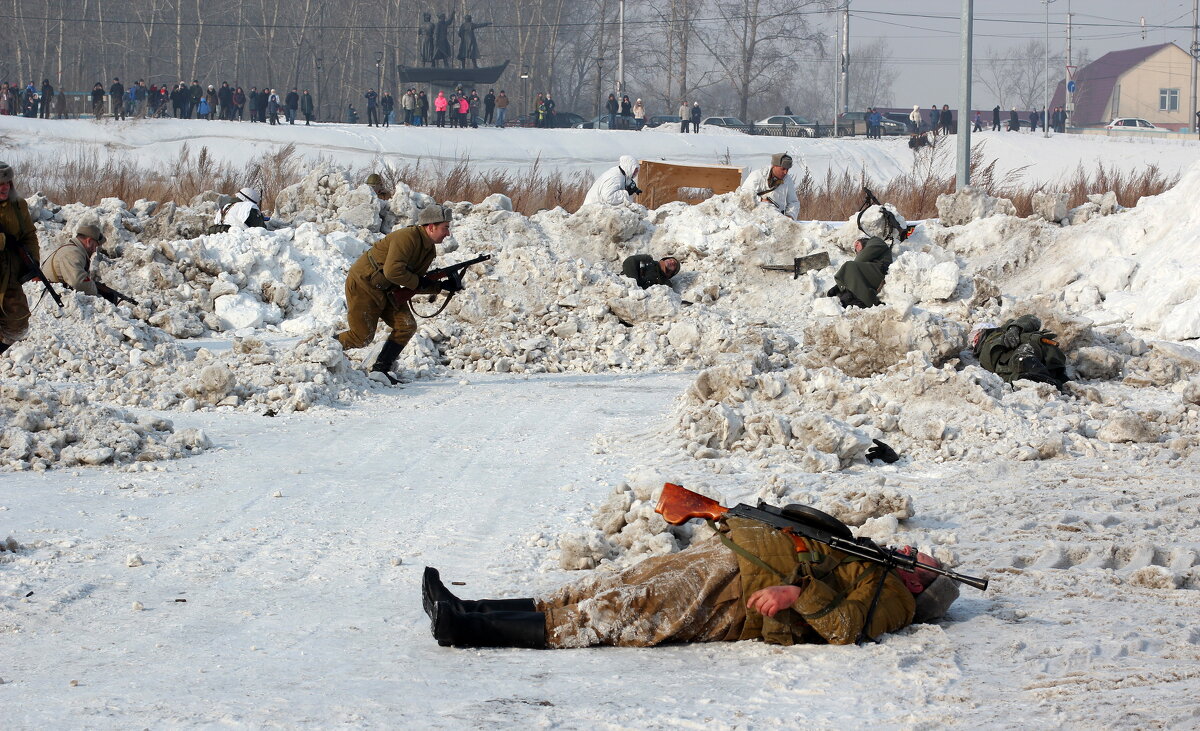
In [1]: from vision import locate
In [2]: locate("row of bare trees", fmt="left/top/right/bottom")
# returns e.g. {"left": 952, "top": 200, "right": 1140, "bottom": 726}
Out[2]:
{"left": 1, "top": 0, "right": 895, "bottom": 123}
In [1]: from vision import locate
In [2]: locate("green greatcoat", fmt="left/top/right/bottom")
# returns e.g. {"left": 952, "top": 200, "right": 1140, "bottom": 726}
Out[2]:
{"left": 834, "top": 236, "right": 892, "bottom": 307}
{"left": 977, "top": 315, "right": 1068, "bottom": 384}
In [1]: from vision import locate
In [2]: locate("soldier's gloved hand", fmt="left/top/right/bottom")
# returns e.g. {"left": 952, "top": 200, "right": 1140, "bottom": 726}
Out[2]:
{"left": 866, "top": 439, "right": 900, "bottom": 464}
{"left": 416, "top": 275, "right": 438, "bottom": 290}
{"left": 1001, "top": 325, "right": 1022, "bottom": 349}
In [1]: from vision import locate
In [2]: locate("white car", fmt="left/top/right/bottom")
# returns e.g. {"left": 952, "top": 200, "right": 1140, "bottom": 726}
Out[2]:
{"left": 1104, "top": 118, "right": 1170, "bottom": 132}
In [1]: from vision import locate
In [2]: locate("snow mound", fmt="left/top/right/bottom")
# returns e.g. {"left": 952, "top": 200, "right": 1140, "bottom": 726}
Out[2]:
{"left": 936, "top": 186, "right": 1017, "bottom": 226}
{"left": 1, "top": 292, "right": 372, "bottom": 413}
{"left": 798, "top": 306, "right": 966, "bottom": 378}
{"left": 0, "top": 383, "right": 210, "bottom": 471}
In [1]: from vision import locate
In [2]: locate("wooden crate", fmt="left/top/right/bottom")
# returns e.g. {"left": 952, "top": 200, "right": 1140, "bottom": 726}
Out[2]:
{"left": 637, "top": 160, "right": 743, "bottom": 209}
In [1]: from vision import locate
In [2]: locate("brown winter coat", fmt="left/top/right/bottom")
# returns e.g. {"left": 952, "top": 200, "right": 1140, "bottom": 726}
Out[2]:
{"left": 42, "top": 239, "right": 99, "bottom": 295}
{"left": 0, "top": 196, "right": 39, "bottom": 299}
{"left": 337, "top": 225, "right": 438, "bottom": 350}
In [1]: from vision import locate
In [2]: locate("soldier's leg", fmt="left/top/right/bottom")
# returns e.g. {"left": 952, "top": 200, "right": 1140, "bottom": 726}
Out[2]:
{"left": 539, "top": 540, "right": 743, "bottom": 648}
{"left": 0, "top": 287, "right": 32, "bottom": 347}
{"left": 336, "top": 278, "right": 384, "bottom": 350}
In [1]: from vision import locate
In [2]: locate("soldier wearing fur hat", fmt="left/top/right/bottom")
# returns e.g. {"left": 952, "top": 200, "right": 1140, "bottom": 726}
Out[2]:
{"left": 0, "top": 161, "right": 40, "bottom": 354}
{"left": 738, "top": 153, "right": 800, "bottom": 219}
{"left": 42, "top": 224, "right": 120, "bottom": 303}
{"left": 336, "top": 204, "right": 458, "bottom": 384}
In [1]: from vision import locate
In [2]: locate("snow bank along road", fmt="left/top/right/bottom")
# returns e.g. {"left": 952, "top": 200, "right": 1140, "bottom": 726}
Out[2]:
{"left": 4, "top": 114, "right": 1200, "bottom": 186}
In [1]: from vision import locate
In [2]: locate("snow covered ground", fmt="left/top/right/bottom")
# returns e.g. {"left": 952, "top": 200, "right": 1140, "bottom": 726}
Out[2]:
{"left": 2, "top": 120, "right": 1199, "bottom": 728}
{"left": 4, "top": 114, "right": 1200, "bottom": 185}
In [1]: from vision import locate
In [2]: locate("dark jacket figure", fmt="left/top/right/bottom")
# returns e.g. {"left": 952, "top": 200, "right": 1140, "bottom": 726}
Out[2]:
{"left": 974, "top": 315, "right": 1068, "bottom": 388}
{"left": 285, "top": 89, "right": 300, "bottom": 124}
{"left": 300, "top": 91, "right": 314, "bottom": 125}
{"left": 109, "top": 79, "right": 125, "bottom": 120}
{"left": 219, "top": 83, "right": 234, "bottom": 119}
{"left": 1009, "top": 108, "right": 1019, "bottom": 131}
{"left": 690, "top": 103, "right": 702, "bottom": 132}
{"left": 830, "top": 236, "right": 892, "bottom": 308}
{"left": 90, "top": 83, "right": 105, "bottom": 117}
{"left": 483, "top": 90, "right": 496, "bottom": 124}
{"left": 365, "top": 89, "right": 379, "bottom": 127}
{"left": 1028, "top": 110, "right": 1038, "bottom": 132}
{"left": 930, "top": 105, "right": 940, "bottom": 131}
{"left": 39, "top": 81, "right": 53, "bottom": 119}
{"left": 381, "top": 93, "right": 395, "bottom": 127}
{"left": 992, "top": 105, "right": 1001, "bottom": 131}
{"left": 622, "top": 254, "right": 680, "bottom": 289}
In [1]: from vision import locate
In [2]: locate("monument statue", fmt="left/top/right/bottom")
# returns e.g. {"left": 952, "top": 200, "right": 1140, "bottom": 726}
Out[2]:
{"left": 457, "top": 15, "right": 492, "bottom": 69}
{"left": 433, "top": 11, "right": 456, "bottom": 68}
{"left": 419, "top": 12, "right": 435, "bottom": 66}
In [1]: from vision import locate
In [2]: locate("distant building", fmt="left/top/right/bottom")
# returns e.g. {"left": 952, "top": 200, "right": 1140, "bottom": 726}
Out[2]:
{"left": 1051, "top": 42, "right": 1198, "bottom": 131}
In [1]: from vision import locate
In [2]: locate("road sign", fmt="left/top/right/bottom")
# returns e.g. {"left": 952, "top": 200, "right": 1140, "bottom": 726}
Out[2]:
{"left": 1067, "top": 80, "right": 1077, "bottom": 93}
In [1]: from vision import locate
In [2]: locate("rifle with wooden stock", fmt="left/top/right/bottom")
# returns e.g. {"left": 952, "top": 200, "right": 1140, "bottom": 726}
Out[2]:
{"left": 654, "top": 482, "right": 989, "bottom": 592}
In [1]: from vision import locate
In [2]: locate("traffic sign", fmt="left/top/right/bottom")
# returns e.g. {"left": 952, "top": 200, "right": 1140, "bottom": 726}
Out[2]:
{"left": 1067, "top": 80, "right": 1077, "bottom": 93}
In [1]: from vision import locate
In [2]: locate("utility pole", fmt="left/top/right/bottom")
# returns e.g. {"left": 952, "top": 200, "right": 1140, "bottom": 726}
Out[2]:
{"left": 1191, "top": 0, "right": 1198, "bottom": 136}
{"left": 956, "top": 0, "right": 974, "bottom": 189}
{"left": 1043, "top": 0, "right": 1054, "bottom": 138}
{"left": 618, "top": 0, "right": 626, "bottom": 96}
{"left": 840, "top": 3, "right": 850, "bottom": 113}
{"left": 831, "top": 23, "right": 839, "bottom": 137}
{"left": 1065, "top": 4, "right": 1073, "bottom": 128}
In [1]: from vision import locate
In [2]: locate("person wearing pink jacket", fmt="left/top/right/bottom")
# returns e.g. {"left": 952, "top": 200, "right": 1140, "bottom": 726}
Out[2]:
{"left": 434, "top": 91, "right": 448, "bottom": 127}
{"left": 457, "top": 95, "right": 470, "bottom": 127}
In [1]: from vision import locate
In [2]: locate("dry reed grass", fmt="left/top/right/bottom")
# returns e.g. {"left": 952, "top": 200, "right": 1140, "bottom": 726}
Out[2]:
{"left": 11, "top": 138, "right": 1178, "bottom": 221}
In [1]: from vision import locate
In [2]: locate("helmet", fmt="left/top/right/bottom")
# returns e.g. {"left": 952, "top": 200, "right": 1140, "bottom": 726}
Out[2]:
{"left": 76, "top": 224, "right": 107, "bottom": 244}
{"left": 237, "top": 187, "right": 261, "bottom": 206}
{"left": 417, "top": 204, "right": 452, "bottom": 226}
{"left": 366, "top": 173, "right": 382, "bottom": 186}
{"left": 0, "top": 161, "right": 13, "bottom": 184}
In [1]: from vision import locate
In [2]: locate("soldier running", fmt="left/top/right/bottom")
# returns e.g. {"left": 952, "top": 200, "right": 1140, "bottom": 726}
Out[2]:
{"left": 336, "top": 204, "right": 459, "bottom": 384}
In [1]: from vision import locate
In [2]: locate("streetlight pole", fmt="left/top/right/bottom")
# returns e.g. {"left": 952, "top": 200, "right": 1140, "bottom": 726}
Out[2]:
{"left": 376, "top": 51, "right": 384, "bottom": 95}
{"left": 618, "top": 0, "right": 626, "bottom": 96}
{"left": 1043, "top": 0, "right": 1056, "bottom": 138}
{"left": 1191, "top": 0, "right": 1198, "bottom": 136}
{"left": 956, "top": 0, "right": 973, "bottom": 189}
{"left": 315, "top": 56, "right": 323, "bottom": 123}
{"left": 520, "top": 66, "right": 530, "bottom": 120}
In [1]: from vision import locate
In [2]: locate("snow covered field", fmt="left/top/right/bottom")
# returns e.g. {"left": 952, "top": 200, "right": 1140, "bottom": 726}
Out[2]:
{"left": 2, "top": 119, "right": 1199, "bottom": 728}
{"left": 4, "top": 114, "right": 1200, "bottom": 185}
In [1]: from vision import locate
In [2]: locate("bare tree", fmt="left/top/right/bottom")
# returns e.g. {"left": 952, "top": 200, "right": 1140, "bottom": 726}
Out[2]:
{"left": 693, "top": 0, "right": 831, "bottom": 121}
{"left": 975, "top": 40, "right": 1067, "bottom": 111}
{"left": 848, "top": 39, "right": 898, "bottom": 110}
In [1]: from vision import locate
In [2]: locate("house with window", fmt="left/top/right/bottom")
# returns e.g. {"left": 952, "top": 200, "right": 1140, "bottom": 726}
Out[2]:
{"left": 1050, "top": 42, "right": 1197, "bottom": 131}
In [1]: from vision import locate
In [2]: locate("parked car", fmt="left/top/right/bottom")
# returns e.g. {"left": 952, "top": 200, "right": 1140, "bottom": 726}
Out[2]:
{"left": 512, "top": 111, "right": 586, "bottom": 128}
{"left": 574, "top": 114, "right": 640, "bottom": 130}
{"left": 882, "top": 111, "right": 917, "bottom": 132}
{"left": 1105, "top": 117, "right": 1169, "bottom": 132}
{"left": 701, "top": 116, "right": 746, "bottom": 127}
{"left": 839, "top": 111, "right": 906, "bottom": 136}
{"left": 645, "top": 114, "right": 682, "bottom": 128}
{"left": 753, "top": 115, "right": 819, "bottom": 137}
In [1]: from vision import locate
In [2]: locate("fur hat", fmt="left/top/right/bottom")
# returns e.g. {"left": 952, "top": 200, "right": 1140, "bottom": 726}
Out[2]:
{"left": 417, "top": 204, "right": 452, "bottom": 226}
{"left": 770, "top": 152, "right": 793, "bottom": 169}
{"left": 0, "top": 161, "right": 13, "bottom": 184}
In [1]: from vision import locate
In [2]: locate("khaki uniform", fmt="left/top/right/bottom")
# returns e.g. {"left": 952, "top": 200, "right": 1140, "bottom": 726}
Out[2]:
{"left": 0, "top": 196, "right": 39, "bottom": 344}
{"left": 337, "top": 225, "right": 437, "bottom": 350}
{"left": 540, "top": 519, "right": 914, "bottom": 649}
{"left": 42, "top": 240, "right": 99, "bottom": 296}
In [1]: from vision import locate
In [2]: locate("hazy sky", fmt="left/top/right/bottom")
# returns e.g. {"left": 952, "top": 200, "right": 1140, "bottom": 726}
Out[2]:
{"left": 833, "top": 0, "right": 1199, "bottom": 107}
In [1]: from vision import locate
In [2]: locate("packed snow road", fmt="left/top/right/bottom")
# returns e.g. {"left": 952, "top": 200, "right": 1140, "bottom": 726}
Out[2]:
{"left": 3, "top": 373, "right": 1198, "bottom": 727}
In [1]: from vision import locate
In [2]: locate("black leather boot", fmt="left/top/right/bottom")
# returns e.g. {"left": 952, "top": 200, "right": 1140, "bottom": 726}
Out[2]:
{"left": 369, "top": 339, "right": 403, "bottom": 385}
{"left": 422, "top": 566, "right": 536, "bottom": 619}
{"left": 432, "top": 600, "right": 547, "bottom": 649}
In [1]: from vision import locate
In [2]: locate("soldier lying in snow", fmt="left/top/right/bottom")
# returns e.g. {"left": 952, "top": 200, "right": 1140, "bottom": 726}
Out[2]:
{"left": 423, "top": 517, "right": 960, "bottom": 650}
{"left": 621, "top": 254, "right": 680, "bottom": 289}
{"left": 826, "top": 235, "right": 892, "bottom": 308}
{"left": 971, "top": 315, "right": 1069, "bottom": 389}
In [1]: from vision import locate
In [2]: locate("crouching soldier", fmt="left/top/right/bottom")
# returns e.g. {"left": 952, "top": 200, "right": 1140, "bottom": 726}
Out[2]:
{"left": 621, "top": 254, "right": 679, "bottom": 289}
{"left": 336, "top": 204, "right": 458, "bottom": 385}
{"left": 42, "top": 224, "right": 128, "bottom": 305}
{"left": 826, "top": 235, "right": 892, "bottom": 308}
{"left": 0, "top": 160, "right": 39, "bottom": 355}
{"left": 971, "top": 315, "right": 1068, "bottom": 389}
{"left": 423, "top": 514, "right": 956, "bottom": 650}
